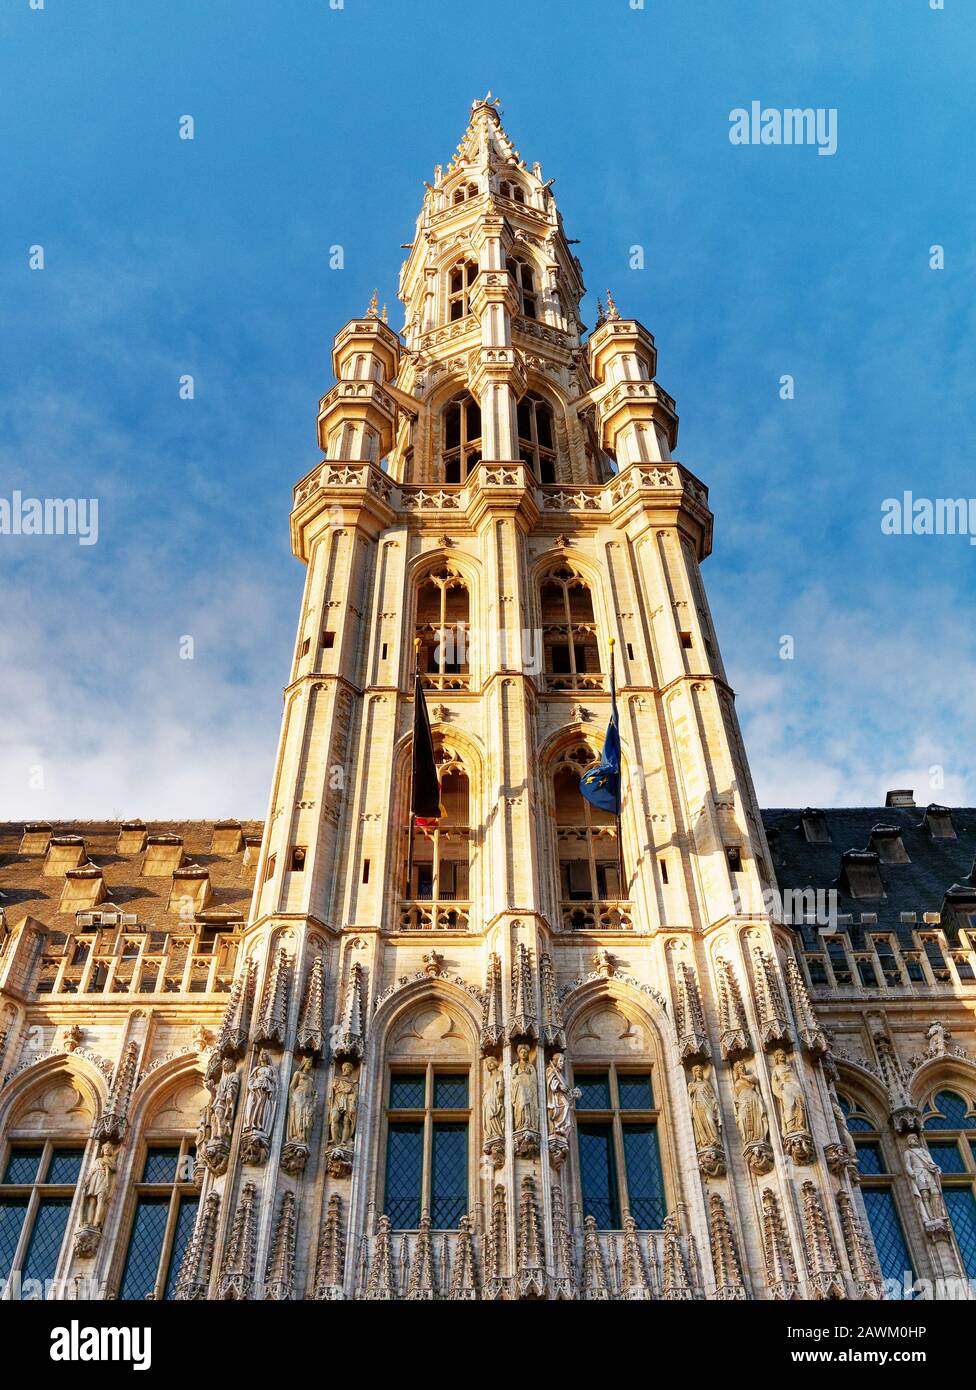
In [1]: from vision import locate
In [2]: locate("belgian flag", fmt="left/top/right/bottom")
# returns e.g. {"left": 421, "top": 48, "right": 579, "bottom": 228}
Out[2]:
{"left": 411, "top": 670, "right": 441, "bottom": 827}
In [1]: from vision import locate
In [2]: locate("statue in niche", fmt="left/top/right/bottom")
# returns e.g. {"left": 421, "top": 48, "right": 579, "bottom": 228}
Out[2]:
{"left": 328, "top": 1061, "right": 359, "bottom": 1145}
{"left": 831, "top": 1093, "right": 858, "bottom": 1163}
{"left": 211, "top": 1058, "right": 240, "bottom": 1142}
{"left": 81, "top": 1141, "right": 118, "bottom": 1231}
{"left": 770, "top": 1049, "right": 808, "bottom": 1135}
{"left": 904, "top": 1134, "right": 949, "bottom": 1228}
{"left": 483, "top": 1056, "right": 505, "bottom": 1140}
{"left": 287, "top": 1055, "right": 317, "bottom": 1145}
{"left": 732, "top": 1060, "right": 767, "bottom": 1144}
{"left": 244, "top": 1050, "right": 279, "bottom": 1135}
{"left": 511, "top": 1044, "right": 539, "bottom": 1133}
{"left": 195, "top": 1103, "right": 211, "bottom": 1160}
{"left": 545, "top": 1052, "right": 580, "bottom": 1138}
{"left": 688, "top": 1063, "right": 721, "bottom": 1148}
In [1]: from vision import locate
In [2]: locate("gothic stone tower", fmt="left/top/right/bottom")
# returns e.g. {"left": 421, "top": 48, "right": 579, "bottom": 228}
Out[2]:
{"left": 4, "top": 101, "right": 973, "bottom": 1305}
{"left": 211, "top": 97, "right": 918, "bottom": 1301}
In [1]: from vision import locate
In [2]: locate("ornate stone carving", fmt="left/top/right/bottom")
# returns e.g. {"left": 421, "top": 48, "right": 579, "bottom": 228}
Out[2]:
{"left": 174, "top": 1192, "right": 220, "bottom": 1300}
{"left": 281, "top": 1054, "right": 316, "bottom": 1175}
{"left": 872, "top": 1029, "right": 921, "bottom": 1133}
{"left": 760, "top": 1187, "right": 799, "bottom": 1299}
{"left": 240, "top": 1049, "right": 278, "bottom": 1166}
{"left": 732, "top": 1060, "right": 773, "bottom": 1173}
{"left": 218, "top": 1180, "right": 258, "bottom": 1300}
{"left": 581, "top": 1215, "right": 610, "bottom": 1300}
{"left": 481, "top": 1055, "right": 504, "bottom": 1167}
{"left": 511, "top": 1043, "right": 540, "bottom": 1156}
{"left": 265, "top": 1191, "right": 297, "bottom": 1301}
{"left": 903, "top": 1133, "right": 951, "bottom": 1236}
{"left": 516, "top": 1174, "right": 546, "bottom": 1298}
{"left": 707, "top": 1191, "right": 747, "bottom": 1300}
{"left": 73, "top": 1140, "right": 119, "bottom": 1257}
{"left": 296, "top": 954, "right": 326, "bottom": 1055}
{"left": 784, "top": 953, "right": 828, "bottom": 1055}
{"left": 799, "top": 1181, "right": 845, "bottom": 1299}
{"left": 673, "top": 958, "right": 711, "bottom": 1064}
{"left": 312, "top": 1193, "right": 346, "bottom": 1300}
{"left": 688, "top": 1063, "right": 726, "bottom": 1177}
{"left": 825, "top": 1090, "right": 860, "bottom": 1181}
{"left": 480, "top": 952, "right": 504, "bottom": 1052}
{"left": 213, "top": 956, "right": 255, "bottom": 1061}
{"left": 326, "top": 1060, "right": 359, "bottom": 1175}
{"left": 539, "top": 952, "right": 566, "bottom": 1050}
{"left": 750, "top": 942, "right": 793, "bottom": 1051}
{"left": 255, "top": 946, "right": 291, "bottom": 1048}
{"left": 484, "top": 1184, "right": 512, "bottom": 1300}
{"left": 333, "top": 961, "right": 367, "bottom": 1061}
{"left": 715, "top": 956, "right": 752, "bottom": 1060}
{"left": 837, "top": 1191, "right": 883, "bottom": 1299}
{"left": 545, "top": 1051, "right": 579, "bottom": 1166}
{"left": 204, "top": 1057, "right": 240, "bottom": 1175}
{"left": 662, "top": 1211, "right": 694, "bottom": 1300}
{"left": 770, "top": 1049, "right": 813, "bottom": 1163}
{"left": 94, "top": 1040, "right": 138, "bottom": 1144}
{"left": 508, "top": 943, "right": 538, "bottom": 1042}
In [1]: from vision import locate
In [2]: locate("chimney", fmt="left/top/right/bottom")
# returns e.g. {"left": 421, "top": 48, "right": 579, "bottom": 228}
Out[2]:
{"left": 885, "top": 789, "right": 915, "bottom": 808}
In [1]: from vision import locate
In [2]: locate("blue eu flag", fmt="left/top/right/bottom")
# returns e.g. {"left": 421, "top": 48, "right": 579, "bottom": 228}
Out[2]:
{"left": 580, "top": 665, "right": 621, "bottom": 815}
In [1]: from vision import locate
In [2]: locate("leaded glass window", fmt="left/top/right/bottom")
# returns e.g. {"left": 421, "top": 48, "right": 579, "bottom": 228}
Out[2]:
{"left": 383, "top": 1066, "right": 470, "bottom": 1229}
{"left": 118, "top": 1139, "right": 198, "bottom": 1301}
{"left": 837, "top": 1093, "right": 915, "bottom": 1294}
{"left": 576, "top": 1066, "right": 665, "bottom": 1230}
{"left": 0, "top": 1141, "right": 85, "bottom": 1296}
{"left": 922, "top": 1088, "right": 976, "bottom": 1277}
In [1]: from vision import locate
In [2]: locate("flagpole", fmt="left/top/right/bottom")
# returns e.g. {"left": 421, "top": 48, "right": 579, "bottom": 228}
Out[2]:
{"left": 405, "top": 637, "right": 421, "bottom": 899}
{"left": 609, "top": 637, "right": 625, "bottom": 899}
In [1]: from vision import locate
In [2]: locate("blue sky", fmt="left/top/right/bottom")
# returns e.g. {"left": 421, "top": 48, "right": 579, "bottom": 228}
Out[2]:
{"left": 1, "top": 0, "right": 974, "bottom": 818}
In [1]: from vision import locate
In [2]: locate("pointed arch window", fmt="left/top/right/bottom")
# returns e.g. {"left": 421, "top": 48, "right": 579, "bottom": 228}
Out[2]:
{"left": 508, "top": 257, "right": 538, "bottom": 319}
{"left": 922, "top": 1088, "right": 976, "bottom": 1276}
{"left": 517, "top": 392, "right": 557, "bottom": 483}
{"left": 441, "top": 392, "right": 482, "bottom": 483}
{"left": 452, "top": 180, "right": 479, "bottom": 207}
{"left": 415, "top": 563, "right": 470, "bottom": 690}
{"left": 119, "top": 1141, "right": 198, "bottom": 1300}
{"left": 0, "top": 1140, "right": 84, "bottom": 1295}
{"left": 447, "top": 260, "right": 477, "bottom": 322}
{"left": 539, "top": 563, "right": 601, "bottom": 690}
{"left": 552, "top": 743, "right": 623, "bottom": 928}
{"left": 498, "top": 179, "right": 525, "bottom": 204}
{"left": 836, "top": 1093, "right": 916, "bottom": 1289}
{"left": 400, "top": 740, "right": 471, "bottom": 932}
{"left": 575, "top": 1064, "right": 664, "bottom": 1230}
{"left": 382, "top": 1065, "right": 471, "bottom": 1230}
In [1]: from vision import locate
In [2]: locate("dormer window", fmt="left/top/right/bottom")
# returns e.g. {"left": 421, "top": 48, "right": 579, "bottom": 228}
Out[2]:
{"left": 869, "top": 824, "right": 910, "bottom": 864}
{"left": 839, "top": 849, "right": 885, "bottom": 899}
{"left": 800, "top": 808, "right": 829, "bottom": 844}
{"left": 924, "top": 804, "right": 956, "bottom": 839}
{"left": 447, "top": 260, "right": 477, "bottom": 322}
{"left": 508, "top": 257, "right": 537, "bottom": 318}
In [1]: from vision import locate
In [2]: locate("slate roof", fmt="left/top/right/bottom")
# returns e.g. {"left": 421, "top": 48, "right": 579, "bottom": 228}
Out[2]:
{"left": 0, "top": 821, "right": 263, "bottom": 934}
{"left": 761, "top": 804, "right": 976, "bottom": 949}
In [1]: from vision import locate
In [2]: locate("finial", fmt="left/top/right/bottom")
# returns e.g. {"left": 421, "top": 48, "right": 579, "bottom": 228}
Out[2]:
{"left": 366, "top": 289, "right": 378, "bottom": 319}
{"left": 608, "top": 637, "right": 616, "bottom": 650}
{"left": 605, "top": 289, "right": 620, "bottom": 321}
{"left": 595, "top": 297, "right": 606, "bottom": 327}
{"left": 414, "top": 636, "right": 422, "bottom": 653}
{"left": 381, "top": 303, "right": 388, "bottom": 324}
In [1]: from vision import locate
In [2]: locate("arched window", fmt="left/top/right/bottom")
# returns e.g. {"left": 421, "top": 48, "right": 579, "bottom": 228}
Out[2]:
{"left": 451, "top": 181, "right": 478, "bottom": 207}
{"left": 539, "top": 563, "right": 601, "bottom": 690}
{"left": 498, "top": 179, "right": 525, "bottom": 204}
{"left": 415, "top": 563, "right": 470, "bottom": 689}
{"left": 401, "top": 740, "right": 471, "bottom": 932}
{"left": 0, "top": 1137, "right": 84, "bottom": 1295}
{"left": 517, "top": 392, "right": 557, "bottom": 483}
{"left": 380, "top": 1002, "right": 473, "bottom": 1231}
{"left": 552, "top": 743, "right": 621, "bottom": 927}
{"left": 447, "top": 260, "right": 477, "bottom": 322}
{"left": 508, "top": 256, "right": 538, "bottom": 319}
{"left": 922, "top": 1088, "right": 976, "bottom": 1276}
{"left": 441, "top": 392, "right": 482, "bottom": 483}
{"left": 570, "top": 1000, "right": 666, "bottom": 1233}
{"left": 835, "top": 1092, "right": 915, "bottom": 1288}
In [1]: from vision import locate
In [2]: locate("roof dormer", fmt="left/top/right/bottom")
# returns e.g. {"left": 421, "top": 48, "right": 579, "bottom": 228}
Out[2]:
{"left": 20, "top": 822, "right": 52, "bottom": 855}
{"left": 923, "top": 804, "right": 956, "bottom": 839}
{"left": 839, "top": 849, "right": 885, "bottom": 899}
{"left": 799, "top": 808, "right": 830, "bottom": 843}
{"left": 211, "top": 820, "right": 243, "bottom": 855}
{"left": 117, "top": 820, "right": 148, "bottom": 854}
{"left": 42, "top": 834, "right": 86, "bottom": 877}
{"left": 885, "top": 789, "right": 915, "bottom": 808}
{"left": 142, "top": 834, "right": 185, "bottom": 877}
{"left": 869, "top": 824, "right": 910, "bottom": 864}
{"left": 59, "top": 863, "right": 107, "bottom": 914}
{"left": 168, "top": 863, "right": 213, "bottom": 917}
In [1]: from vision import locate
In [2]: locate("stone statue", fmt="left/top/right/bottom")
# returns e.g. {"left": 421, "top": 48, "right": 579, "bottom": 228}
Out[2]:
{"left": 211, "top": 1058, "right": 240, "bottom": 1141}
{"left": 329, "top": 1061, "right": 359, "bottom": 1144}
{"left": 831, "top": 1093, "right": 858, "bottom": 1162}
{"left": 287, "top": 1055, "right": 317, "bottom": 1145}
{"left": 770, "top": 1049, "right": 808, "bottom": 1135}
{"left": 483, "top": 1056, "right": 504, "bottom": 1140}
{"left": 511, "top": 1044, "right": 538, "bottom": 1133}
{"left": 904, "top": 1134, "right": 948, "bottom": 1226}
{"left": 195, "top": 1102, "right": 211, "bottom": 1158}
{"left": 732, "top": 1060, "right": 767, "bottom": 1144}
{"left": 244, "top": 1050, "right": 279, "bottom": 1135}
{"left": 81, "top": 1141, "right": 118, "bottom": 1230}
{"left": 545, "top": 1052, "right": 579, "bottom": 1138}
{"left": 688, "top": 1064, "right": 721, "bottom": 1148}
